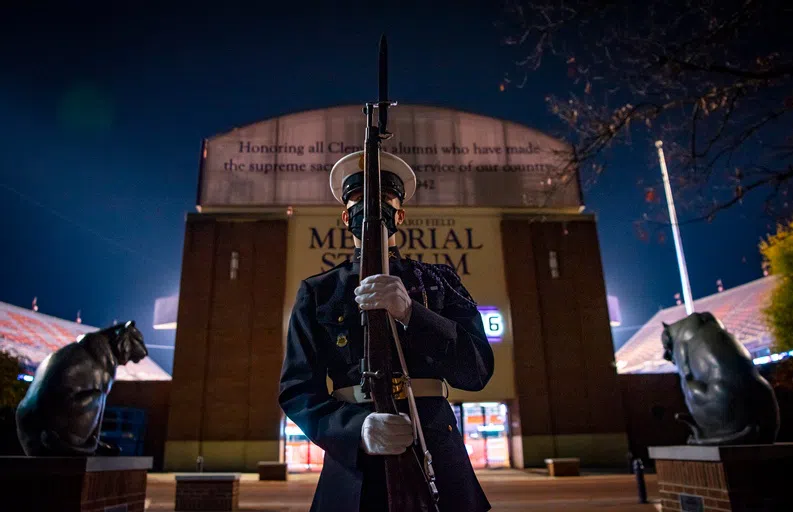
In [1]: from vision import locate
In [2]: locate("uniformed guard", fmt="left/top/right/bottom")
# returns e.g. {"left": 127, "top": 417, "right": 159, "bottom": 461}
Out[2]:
{"left": 279, "top": 150, "right": 494, "bottom": 512}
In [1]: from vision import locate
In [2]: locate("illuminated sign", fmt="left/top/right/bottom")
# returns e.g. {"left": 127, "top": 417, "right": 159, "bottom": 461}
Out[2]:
{"left": 478, "top": 307, "right": 504, "bottom": 342}
{"left": 200, "top": 105, "right": 580, "bottom": 210}
{"left": 153, "top": 295, "right": 179, "bottom": 330}
{"left": 753, "top": 350, "right": 793, "bottom": 366}
{"left": 607, "top": 295, "right": 622, "bottom": 327}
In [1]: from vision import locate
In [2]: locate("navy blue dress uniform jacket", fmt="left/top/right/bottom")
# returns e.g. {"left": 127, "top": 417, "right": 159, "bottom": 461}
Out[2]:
{"left": 279, "top": 246, "right": 494, "bottom": 512}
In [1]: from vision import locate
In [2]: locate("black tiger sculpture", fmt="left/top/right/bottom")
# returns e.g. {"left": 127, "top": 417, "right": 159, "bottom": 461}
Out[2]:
{"left": 662, "top": 312, "right": 779, "bottom": 445}
{"left": 15, "top": 321, "right": 148, "bottom": 456}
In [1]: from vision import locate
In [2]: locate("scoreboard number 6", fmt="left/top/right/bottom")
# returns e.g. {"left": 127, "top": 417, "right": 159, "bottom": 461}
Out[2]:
{"left": 478, "top": 308, "right": 504, "bottom": 340}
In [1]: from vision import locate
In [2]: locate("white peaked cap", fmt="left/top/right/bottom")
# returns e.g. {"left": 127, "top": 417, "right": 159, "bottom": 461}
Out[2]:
{"left": 329, "top": 150, "right": 417, "bottom": 205}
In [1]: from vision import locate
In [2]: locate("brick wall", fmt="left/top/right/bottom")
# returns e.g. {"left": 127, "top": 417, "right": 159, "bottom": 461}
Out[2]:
{"left": 656, "top": 455, "right": 791, "bottom": 511}
{"left": 166, "top": 215, "right": 289, "bottom": 468}
{"left": 175, "top": 480, "right": 240, "bottom": 511}
{"left": 501, "top": 219, "right": 553, "bottom": 439}
{"left": 618, "top": 374, "right": 689, "bottom": 464}
{"left": 168, "top": 217, "right": 217, "bottom": 442}
{"left": 656, "top": 460, "right": 730, "bottom": 511}
{"left": 107, "top": 380, "right": 171, "bottom": 470}
{"left": 501, "top": 217, "right": 627, "bottom": 464}
{"left": 81, "top": 469, "right": 148, "bottom": 512}
{"left": 0, "top": 465, "right": 147, "bottom": 511}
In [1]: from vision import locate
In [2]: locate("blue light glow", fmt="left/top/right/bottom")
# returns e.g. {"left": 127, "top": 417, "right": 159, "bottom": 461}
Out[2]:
{"left": 753, "top": 350, "right": 793, "bottom": 366}
{"left": 477, "top": 425, "right": 505, "bottom": 432}
{"left": 285, "top": 425, "right": 306, "bottom": 436}
{"left": 478, "top": 307, "right": 504, "bottom": 342}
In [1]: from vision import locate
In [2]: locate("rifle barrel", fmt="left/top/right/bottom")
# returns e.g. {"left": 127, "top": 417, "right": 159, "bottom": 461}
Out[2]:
{"left": 378, "top": 35, "right": 389, "bottom": 133}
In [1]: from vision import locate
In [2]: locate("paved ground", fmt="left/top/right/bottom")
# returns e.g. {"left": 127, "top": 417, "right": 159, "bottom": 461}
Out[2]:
{"left": 146, "top": 469, "right": 661, "bottom": 511}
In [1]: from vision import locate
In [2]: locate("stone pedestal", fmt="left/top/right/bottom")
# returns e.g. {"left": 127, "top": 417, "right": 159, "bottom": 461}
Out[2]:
{"left": 175, "top": 473, "right": 240, "bottom": 511}
{"left": 257, "top": 461, "right": 287, "bottom": 481}
{"left": 0, "top": 456, "right": 152, "bottom": 511}
{"left": 544, "top": 457, "right": 580, "bottom": 477}
{"left": 649, "top": 444, "right": 793, "bottom": 511}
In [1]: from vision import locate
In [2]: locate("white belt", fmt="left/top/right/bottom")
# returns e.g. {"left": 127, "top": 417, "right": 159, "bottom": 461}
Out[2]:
{"left": 332, "top": 378, "right": 446, "bottom": 404}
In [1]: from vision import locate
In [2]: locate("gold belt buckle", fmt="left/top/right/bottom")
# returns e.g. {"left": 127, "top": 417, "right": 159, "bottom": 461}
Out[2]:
{"left": 391, "top": 375, "right": 407, "bottom": 400}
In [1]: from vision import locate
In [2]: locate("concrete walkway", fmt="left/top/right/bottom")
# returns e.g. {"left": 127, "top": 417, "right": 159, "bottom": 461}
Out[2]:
{"left": 146, "top": 469, "right": 661, "bottom": 511}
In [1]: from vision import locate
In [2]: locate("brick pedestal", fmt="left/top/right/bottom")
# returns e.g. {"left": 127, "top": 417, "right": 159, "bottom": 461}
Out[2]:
{"left": 175, "top": 474, "right": 240, "bottom": 511}
{"left": 0, "top": 456, "right": 152, "bottom": 511}
{"left": 257, "top": 461, "right": 287, "bottom": 481}
{"left": 544, "top": 457, "right": 580, "bottom": 477}
{"left": 650, "top": 444, "right": 793, "bottom": 511}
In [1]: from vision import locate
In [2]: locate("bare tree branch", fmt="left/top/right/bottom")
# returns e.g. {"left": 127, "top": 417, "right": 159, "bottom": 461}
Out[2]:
{"left": 500, "top": 0, "right": 793, "bottom": 228}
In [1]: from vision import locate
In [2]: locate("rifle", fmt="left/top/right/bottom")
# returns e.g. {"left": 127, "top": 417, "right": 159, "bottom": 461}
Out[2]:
{"left": 358, "top": 35, "right": 440, "bottom": 512}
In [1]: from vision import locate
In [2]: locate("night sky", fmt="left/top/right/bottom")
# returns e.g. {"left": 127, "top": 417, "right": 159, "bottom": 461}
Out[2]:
{"left": 0, "top": 3, "right": 773, "bottom": 373}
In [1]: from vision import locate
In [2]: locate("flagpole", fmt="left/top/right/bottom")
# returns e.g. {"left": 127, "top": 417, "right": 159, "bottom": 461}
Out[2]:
{"left": 655, "top": 141, "right": 694, "bottom": 315}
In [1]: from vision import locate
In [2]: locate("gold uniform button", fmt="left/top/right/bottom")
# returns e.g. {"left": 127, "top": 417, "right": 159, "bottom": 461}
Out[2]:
{"left": 336, "top": 334, "right": 348, "bottom": 347}
{"left": 447, "top": 425, "right": 452, "bottom": 432}
{"left": 337, "top": 315, "right": 344, "bottom": 323}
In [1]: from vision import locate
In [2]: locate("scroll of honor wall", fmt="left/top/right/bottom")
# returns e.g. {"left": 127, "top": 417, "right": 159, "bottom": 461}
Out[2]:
{"left": 166, "top": 105, "right": 627, "bottom": 472}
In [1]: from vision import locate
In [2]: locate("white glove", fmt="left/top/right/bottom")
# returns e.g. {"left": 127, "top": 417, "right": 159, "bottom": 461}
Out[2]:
{"left": 354, "top": 274, "right": 412, "bottom": 324}
{"left": 360, "top": 412, "right": 414, "bottom": 455}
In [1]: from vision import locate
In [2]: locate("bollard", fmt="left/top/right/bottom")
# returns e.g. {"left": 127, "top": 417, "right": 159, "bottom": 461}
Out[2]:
{"left": 632, "top": 458, "right": 648, "bottom": 504}
{"left": 196, "top": 455, "right": 204, "bottom": 473}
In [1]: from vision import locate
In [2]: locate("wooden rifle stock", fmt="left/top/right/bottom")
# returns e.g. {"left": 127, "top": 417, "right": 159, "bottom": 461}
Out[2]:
{"left": 358, "top": 35, "right": 439, "bottom": 512}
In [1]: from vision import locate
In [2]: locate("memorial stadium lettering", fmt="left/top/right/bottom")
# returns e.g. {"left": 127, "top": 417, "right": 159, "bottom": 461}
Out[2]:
{"left": 308, "top": 223, "right": 484, "bottom": 275}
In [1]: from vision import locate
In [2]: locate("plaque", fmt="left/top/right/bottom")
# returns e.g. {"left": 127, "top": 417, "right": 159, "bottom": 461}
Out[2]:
{"left": 679, "top": 493, "right": 704, "bottom": 512}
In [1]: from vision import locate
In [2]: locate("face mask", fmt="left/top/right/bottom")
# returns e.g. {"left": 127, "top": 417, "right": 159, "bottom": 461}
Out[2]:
{"left": 347, "top": 201, "right": 400, "bottom": 239}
